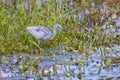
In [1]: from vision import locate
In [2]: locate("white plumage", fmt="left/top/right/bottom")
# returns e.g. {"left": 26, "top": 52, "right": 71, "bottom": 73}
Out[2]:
{"left": 26, "top": 24, "right": 64, "bottom": 41}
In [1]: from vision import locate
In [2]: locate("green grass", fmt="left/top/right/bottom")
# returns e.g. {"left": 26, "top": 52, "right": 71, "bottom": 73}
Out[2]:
{"left": 0, "top": 0, "right": 120, "bottom": 54}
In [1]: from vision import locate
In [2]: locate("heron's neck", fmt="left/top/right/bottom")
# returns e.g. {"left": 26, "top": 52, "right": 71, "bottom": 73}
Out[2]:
{"left": 51, "top": 28, "right": 57, "bottom": 39}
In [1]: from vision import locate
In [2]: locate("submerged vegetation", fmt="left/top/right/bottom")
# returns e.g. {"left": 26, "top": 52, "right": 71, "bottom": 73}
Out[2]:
{"left": 0, "top": 0, "right": 119, "bottom": 54}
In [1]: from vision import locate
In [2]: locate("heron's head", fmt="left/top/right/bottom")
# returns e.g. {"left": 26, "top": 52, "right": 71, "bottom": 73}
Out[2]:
{"left": 54, "top": 24, "right": 65, "bottom": 31}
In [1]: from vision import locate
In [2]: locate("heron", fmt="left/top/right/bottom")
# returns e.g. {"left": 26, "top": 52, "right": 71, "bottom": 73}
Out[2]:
{"left": 26, "top": 24, "right": 64, "bottom": 44}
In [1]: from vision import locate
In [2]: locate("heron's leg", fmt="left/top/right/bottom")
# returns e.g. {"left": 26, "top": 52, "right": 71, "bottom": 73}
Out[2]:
{"left": 43, "top": 41, "right": 46, "bottom": 49}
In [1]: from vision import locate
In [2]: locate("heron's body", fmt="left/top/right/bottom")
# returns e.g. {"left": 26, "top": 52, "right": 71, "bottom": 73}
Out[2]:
{"left": 26, "top": 24, "right": 63, "bottom": 41}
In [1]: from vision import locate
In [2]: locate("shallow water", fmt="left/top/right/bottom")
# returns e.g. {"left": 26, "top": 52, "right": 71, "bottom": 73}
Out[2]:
{"left": 0, "top": 44, "right": 120, "bottom": 80}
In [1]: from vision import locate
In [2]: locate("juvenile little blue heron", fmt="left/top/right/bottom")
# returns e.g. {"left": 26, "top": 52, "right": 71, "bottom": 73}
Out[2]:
{"left": 26, "top": 24, "right": 64, "bottom": 43}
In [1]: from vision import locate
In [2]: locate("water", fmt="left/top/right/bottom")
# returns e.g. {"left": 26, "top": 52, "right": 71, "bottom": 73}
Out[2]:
{"left": 0, "top": 44, "right": 120, "bottom": 80}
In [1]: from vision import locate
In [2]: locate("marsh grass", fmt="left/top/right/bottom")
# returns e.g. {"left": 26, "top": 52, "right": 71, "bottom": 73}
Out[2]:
{"left": 0, "top": 0, "right": 120, "bottom": 54}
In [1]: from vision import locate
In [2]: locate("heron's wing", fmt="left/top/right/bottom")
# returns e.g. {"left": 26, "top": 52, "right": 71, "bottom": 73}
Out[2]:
{"left": 36, "top": 26, "right": 50, "bottom": 31}
{"left": 35, "top": 26, "right": 52, "bottom": 40}
{"left": 26, "top": 26, "right": 45, "bottom": 40}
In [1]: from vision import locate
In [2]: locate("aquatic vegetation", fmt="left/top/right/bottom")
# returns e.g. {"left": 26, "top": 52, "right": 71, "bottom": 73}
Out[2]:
{"left": 0, "top": 0, "right": 120, "bottom": 79}
{"left": 66, "top": 72, "right": 71, "bottom": 77}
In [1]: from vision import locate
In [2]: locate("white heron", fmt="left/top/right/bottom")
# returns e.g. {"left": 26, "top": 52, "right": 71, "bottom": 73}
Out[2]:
{"left": 26, "top": 24, "right": 64, "bottom": 43}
